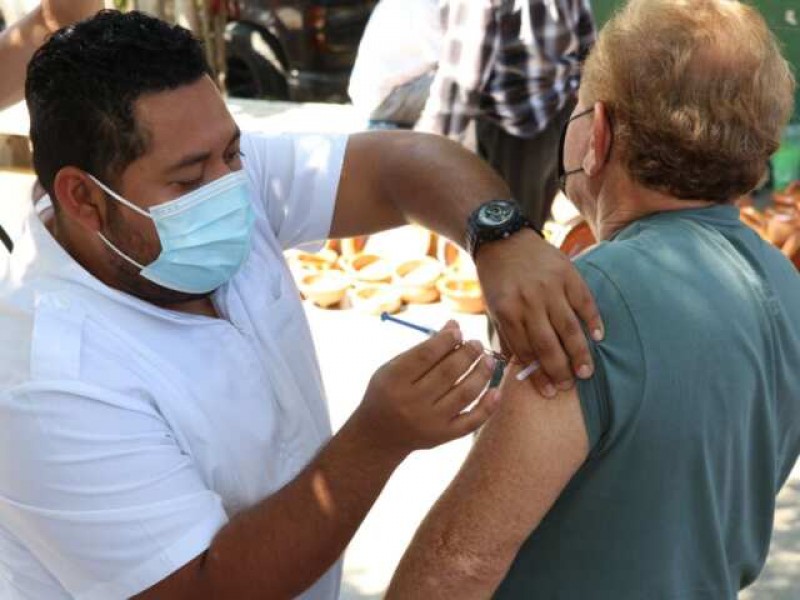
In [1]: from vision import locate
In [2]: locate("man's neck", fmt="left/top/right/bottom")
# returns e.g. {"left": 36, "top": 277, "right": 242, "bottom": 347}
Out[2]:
{"left": 590, "top": 175, "right": 718, "bottom": 241}
{"left": 158, "top": 297, "right": 219, "bottom": 318}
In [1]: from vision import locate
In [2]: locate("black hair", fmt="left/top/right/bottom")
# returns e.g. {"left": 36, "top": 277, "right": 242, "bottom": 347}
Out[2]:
{"left": 25, "top": 10, "right": 212, "bottom": 198}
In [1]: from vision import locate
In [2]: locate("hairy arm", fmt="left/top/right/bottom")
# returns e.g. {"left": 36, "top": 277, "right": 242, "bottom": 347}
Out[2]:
{"left": 387, "top": 367, "right": 591, "bottom": 598}
{"left": 0, "top": 0, "right": 102, "bottom": 109}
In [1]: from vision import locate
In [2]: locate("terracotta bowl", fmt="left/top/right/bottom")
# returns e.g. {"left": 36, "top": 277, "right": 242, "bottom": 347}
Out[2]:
{"left": 341, "top": 253, "right": 394, "bottom": 284}
{"left": 350, "top": 285, "right": 403, "bottom": 315}
{"left": 559, "top": 219, "right": 597, "bottom": 259}
{"left": 436, "top": 238, "right": 477, "bottom": 276}
{"left": 740, "top": 206, "right": 769, "bottom": 239}
{"left": 437, "top": 275, "right": 485, "bottom": 314}
{"left": 766, "top": 209, "right": 798, "bottom": 247}
{"left": 773, "top": 181, "right": 800, "bottom": 207}
{"left": 394, "top": 257, "right": 443, "bottom": 304}
{"left": 339, "top": 236, "right": 369, "bottom": 257}
{"left": 286, "top": 248, "right": 339, "bottom": 271}
{"left": 297, "top": 270, "right": 350, "bottom": 308}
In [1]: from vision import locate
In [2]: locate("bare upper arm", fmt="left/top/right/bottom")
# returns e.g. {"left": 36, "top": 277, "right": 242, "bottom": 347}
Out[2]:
{"left": 387, "top": 365, "right": 590, "bottom": 598}
{"left": 328, "top": 131, "right": 408, "bottom": 240}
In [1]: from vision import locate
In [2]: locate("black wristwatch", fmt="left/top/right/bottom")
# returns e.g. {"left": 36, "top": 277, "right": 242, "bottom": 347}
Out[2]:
{"left": 465, "top": 200, "right": 541, "bottom": 260}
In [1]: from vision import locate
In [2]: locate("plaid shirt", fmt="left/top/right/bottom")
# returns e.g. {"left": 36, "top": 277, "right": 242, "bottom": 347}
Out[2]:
{"left": 418, "top": 0, "right": 595, "bottom": 140}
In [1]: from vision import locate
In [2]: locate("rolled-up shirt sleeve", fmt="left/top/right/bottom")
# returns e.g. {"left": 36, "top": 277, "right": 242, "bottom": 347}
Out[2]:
{"left": 241, "top": 132, "right": 349, "bottom": 252}
{"left": 0, "top": 381, "right": 228, "bottom": 600}
{"left": 575, "top": 261, "right": 647, "bottom": 455}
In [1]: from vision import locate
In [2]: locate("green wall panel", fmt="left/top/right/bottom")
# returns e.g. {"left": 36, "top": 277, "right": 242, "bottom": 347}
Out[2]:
{"left": 590, "top": 0, "right": 800, "bottom": 121}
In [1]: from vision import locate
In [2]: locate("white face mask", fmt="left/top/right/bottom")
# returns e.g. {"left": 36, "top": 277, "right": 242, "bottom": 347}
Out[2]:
{"left": 90, "top": 170, "right": 255, "bottom": 294}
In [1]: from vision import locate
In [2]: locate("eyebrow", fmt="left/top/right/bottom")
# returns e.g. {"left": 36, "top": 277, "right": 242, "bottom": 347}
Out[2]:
{"left": 164, "top": 126, "right": 242, "bottom": 173}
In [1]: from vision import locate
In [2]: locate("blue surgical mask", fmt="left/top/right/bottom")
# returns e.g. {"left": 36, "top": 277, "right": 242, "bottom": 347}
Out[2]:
{"left": 90, "top": 170, "right": 255, "bottom": 294}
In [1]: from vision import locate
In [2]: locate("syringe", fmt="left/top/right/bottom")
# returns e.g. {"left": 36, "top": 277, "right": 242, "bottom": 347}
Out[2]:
{"left": 379, "top": 312, "right": 505, "bottom": 362}
{"left": 379, "top": 312, "right": 540, "bottom": 382}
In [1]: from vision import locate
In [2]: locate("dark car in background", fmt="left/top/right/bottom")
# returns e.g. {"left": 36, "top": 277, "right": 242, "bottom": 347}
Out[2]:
{"left": 226, "top": 0, "right": 376, "bottom": 102}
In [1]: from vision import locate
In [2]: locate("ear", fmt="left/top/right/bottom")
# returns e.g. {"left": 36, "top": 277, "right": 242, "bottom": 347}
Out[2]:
{"left": 52, "top": 167, "right": 109, "bottom": 232}
{"left": 582, "top": 102, "right": 613, "bottom": 177}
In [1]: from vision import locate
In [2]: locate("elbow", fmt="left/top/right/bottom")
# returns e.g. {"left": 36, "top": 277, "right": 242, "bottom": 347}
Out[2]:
{"left": 415, "top": 545, "right": 514, "bottom": 599}
{"left": 449, "top": 554, "right": 509, "bottom": 593}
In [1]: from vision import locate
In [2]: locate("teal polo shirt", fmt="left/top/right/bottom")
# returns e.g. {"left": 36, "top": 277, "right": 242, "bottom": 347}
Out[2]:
{"left": 496, "top": 205, "right": 800, "bottom": 599}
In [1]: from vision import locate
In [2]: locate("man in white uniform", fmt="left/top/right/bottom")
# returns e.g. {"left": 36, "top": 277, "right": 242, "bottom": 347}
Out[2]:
{"left": 0, "top": 10, "right": 603, "bottom": 599}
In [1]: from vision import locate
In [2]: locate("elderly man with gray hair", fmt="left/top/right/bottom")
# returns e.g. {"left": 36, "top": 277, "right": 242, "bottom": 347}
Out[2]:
{"left": 388, "top": 0, "right": 800, "bottom": 598}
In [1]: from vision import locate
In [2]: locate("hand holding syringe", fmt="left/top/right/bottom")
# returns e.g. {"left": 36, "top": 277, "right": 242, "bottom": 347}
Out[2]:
{"left": 379, "top": 313, "right": 540, "bottom": 382}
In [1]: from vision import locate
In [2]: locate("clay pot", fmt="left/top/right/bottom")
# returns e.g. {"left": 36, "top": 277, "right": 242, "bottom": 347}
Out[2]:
{"left": 739, "top": 206, "right": 768, "bottom": 235}
{"left": 341, "top": 253, "right": 394, "bottom": 284}
{"left": 350, "top": 285, "right": 403, "bottom": 315}
{"left": 436, "top": 238, "right": 477, "bottom": 277}
{"left": 766, "top": 209, "right": 798, "bottom": 247}
{"left": 773, "top": 181, "right": 800, "bottom": 207}
{"left": 297, "top": 270, "right": 350, "bottom": 308}
{"left": 559, "top": 219, "right": 597, "bottom": 259}
{"left": 286, "top": 248, "right": 339, "bottom": 271}
{"left": 339, "top": 236, "right": 368, "bottom": 257}
{"left": 437, "top": 275, "right": 485, "bottom": 314}
{"left": 394, "top": 257, "right": 443, "bottom": 304}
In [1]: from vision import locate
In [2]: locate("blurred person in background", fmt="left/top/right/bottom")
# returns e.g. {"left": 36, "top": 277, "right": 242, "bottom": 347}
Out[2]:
{"left": 348, "top": 0, "right": 443, "bottom": 130}
{"left": 419, "top": 0, "right": 595, "bottom": 230}
{"left": 0, "top": 0, "right": 103, "bottom": 109}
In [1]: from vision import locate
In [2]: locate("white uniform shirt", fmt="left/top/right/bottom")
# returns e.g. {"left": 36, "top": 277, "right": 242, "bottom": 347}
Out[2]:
{"left": 0, "top": 132, "right": 348, "bottom": 599}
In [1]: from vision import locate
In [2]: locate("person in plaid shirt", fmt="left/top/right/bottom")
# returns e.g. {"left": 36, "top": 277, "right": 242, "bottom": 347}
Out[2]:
{"left": 418, "top": 0, "right": 595, "bottom": 229}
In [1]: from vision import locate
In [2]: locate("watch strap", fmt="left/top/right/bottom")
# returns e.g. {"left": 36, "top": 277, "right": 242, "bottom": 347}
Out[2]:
{"left": 467, "top": 203, "right": 542, "bottom": 260}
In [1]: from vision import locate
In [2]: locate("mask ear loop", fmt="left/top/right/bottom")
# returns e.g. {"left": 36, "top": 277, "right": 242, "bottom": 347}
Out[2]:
{"left": 86, "top": 174, "right": 151, "bottom": 218}
{"left": 86, "top": 174, "right": 150, "bottom": 270}
{"left": 97, "top": 232, "right": 147, "bottom": 270}
{"left": 558, "top": 108, "right": 616, "bottom": 193}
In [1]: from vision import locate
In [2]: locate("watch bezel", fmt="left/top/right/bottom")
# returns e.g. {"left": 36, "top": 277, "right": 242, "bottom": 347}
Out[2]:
{"left": 476, "top": 200, "right": 517, "bottom": 229}
{"left": 467, "top": 199, "right": 525, "bottom": 258}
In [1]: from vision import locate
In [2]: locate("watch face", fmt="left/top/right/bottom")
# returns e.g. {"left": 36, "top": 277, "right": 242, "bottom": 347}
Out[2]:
{"left": 477, "top": 201, "right": 516, "bottom": 228}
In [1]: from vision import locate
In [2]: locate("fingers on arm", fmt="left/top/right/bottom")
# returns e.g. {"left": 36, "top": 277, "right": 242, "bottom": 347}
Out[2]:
{"left": 566, "top": 271, "right": 604, "bottom": 342}
{"left": 549, "top": 298, "right": 594, "bottom": 380}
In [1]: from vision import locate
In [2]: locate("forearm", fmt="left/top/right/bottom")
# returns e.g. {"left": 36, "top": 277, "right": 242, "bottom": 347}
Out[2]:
{"left": 136, "top": 410, "right": 406, "bottom": 599}
{"left": 386, "top": 458, "right": 516, "bottom": 600}
{"left": 387, "top": 521, "right": 509, "bottom": 599}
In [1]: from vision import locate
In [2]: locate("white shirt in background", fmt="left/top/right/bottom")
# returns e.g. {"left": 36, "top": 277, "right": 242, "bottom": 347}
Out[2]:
{"left": 0, "top": 132, "right": 348, "bottom": 600}
{"left": 348, "top": 0, "right": 443, "bottom": 116}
